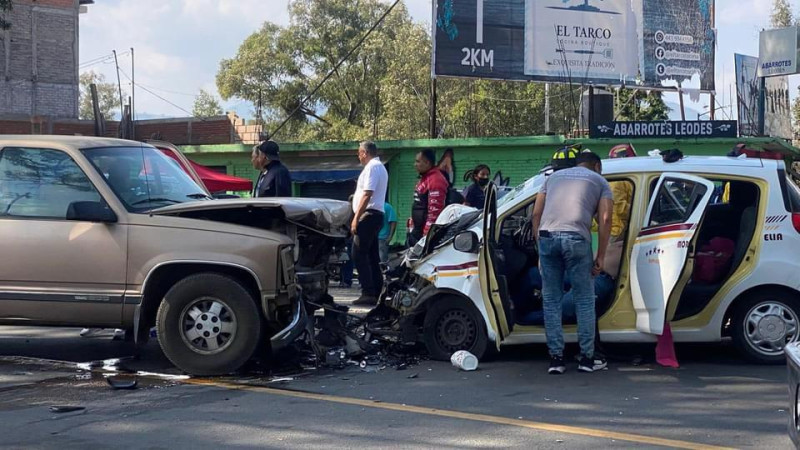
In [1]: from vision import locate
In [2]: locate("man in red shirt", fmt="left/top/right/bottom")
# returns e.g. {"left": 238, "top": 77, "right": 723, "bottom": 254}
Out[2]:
{"left": 409, "top": 149, "right": 449, "bottom": 245}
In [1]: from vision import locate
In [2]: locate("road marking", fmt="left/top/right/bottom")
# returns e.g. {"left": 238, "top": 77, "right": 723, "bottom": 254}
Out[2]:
{"left": 186, "top": 378, "right": 732, "bottom": 450}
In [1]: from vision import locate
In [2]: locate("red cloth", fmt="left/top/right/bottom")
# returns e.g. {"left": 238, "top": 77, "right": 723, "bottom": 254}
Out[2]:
{"left": 415, "top": 168, "right": 449, "bottom": 235}
{"left": 159, "top": 149, "right": 253, "bottom": 193}
{"left": 656, "top": 322, "right": 680, "bottom": 368}
{"left": 692, "top": 237, "right": 735, "bottom": 284}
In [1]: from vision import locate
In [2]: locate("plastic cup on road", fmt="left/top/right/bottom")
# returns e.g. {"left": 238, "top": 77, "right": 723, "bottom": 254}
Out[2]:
{"left": 451, "top": 350, "right": 479, "bottom": 371}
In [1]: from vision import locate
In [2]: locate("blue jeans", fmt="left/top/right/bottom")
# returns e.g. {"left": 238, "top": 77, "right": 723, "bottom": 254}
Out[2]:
{"left": 538, "top": 231, "right": 596, "bottom": 358}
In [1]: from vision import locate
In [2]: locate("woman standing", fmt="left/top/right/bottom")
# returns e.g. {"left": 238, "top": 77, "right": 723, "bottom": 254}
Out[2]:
{"left": 461, "top": 164, "right": 491, "bottom": 208}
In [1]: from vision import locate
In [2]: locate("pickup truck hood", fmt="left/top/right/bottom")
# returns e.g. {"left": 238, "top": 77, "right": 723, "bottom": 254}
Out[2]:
{"left": 151, "top": 198, "right": 351, "bottom": 237}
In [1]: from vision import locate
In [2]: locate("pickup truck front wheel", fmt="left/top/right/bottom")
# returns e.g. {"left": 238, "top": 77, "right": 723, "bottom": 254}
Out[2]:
{"left": 157, "top": 273, "right": 263, "bottom": 376}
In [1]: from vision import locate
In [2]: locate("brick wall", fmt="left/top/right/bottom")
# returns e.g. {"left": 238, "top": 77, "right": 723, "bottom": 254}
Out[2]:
{"left": 0, "top": 115, "right": 235, "bottom": 145}
{"left": 0, "top": 0, "right": 80, "bottom": 118}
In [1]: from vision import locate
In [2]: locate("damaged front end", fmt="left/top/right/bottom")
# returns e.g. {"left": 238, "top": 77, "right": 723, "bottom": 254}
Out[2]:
{"left": 367, "top": 206, "right": 484, "bottom": 347}
{"left": 152, "top": 198, "right": 350, "bottom": 353}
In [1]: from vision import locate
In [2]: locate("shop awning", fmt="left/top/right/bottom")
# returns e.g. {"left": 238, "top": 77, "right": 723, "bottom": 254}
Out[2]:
{"left": 158, "top": 147, "right": 253, "bottom": 193}
{"left": 187, "top": 159, "right": 253, "bottom": 192}
{"left": 282, "top": 155, "right": 366, "bottom": 184}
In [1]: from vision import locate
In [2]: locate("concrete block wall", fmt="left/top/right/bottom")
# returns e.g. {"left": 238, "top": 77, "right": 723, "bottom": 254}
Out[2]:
{"left": 0, "top": 0, "right": 80, "bottom": 118}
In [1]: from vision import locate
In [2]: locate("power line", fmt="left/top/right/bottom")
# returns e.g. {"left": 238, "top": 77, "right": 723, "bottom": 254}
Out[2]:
{"left": 118, "top": 68, "right": 194, "bottom": 117}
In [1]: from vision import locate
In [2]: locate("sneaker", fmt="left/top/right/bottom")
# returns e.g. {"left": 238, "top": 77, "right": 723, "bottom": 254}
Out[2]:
{"left": 578, "top": 356, "right": 608, "bottom": 373}
{"left": 548, "top": 356, "right": 566, "bottom": 374}
{"left": 80, "top": 328, "right": 104, "bottom": 338}
{"left": 111, "top": 329, "right": 126, "bottom": 341}
{"left": 352, "top": 295, "right": 378, "bottom": 306}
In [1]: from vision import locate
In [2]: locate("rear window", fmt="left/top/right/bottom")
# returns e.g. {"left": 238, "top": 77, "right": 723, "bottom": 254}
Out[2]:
{"left": 783, "top": 172, "right": 800, "bottom": 213}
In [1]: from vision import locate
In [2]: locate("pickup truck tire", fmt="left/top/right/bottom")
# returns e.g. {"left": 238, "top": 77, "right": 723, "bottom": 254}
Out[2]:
{"left": 731, "top": 290, "right": 800, "bottom": 364}
{"left": 423, "top": 296, "right": 489, "bottom": 361}
{"left": 157, "top": 273, "right": 263, "bottom": 376}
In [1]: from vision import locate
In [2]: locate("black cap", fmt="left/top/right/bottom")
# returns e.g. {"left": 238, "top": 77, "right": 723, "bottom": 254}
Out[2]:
{"left": 258, "top": 140, "right": 280, "bottom": 160}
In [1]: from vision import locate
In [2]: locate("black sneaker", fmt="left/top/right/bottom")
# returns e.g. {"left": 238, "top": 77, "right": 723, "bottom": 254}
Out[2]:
{"left": 548, "top": 356, "right": 566, "bottom": 374}
{"left": 578, "top": 356, "right": 608, "bottom": 373}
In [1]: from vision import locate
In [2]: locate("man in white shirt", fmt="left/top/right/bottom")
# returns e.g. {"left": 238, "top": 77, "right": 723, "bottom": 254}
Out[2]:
{"left": 351, "top": 141, "right": 389, "bottom": 306}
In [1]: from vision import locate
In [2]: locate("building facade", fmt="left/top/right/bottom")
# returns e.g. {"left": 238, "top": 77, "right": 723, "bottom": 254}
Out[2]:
{"left": 179, "top": 136, "right": 796, "bottom": 244}
{"left": 0, "top": 0, "right": 89, "bottom": 119}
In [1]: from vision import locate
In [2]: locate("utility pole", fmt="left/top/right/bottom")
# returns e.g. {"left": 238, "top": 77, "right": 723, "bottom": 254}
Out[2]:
{"left": 429, "top": 77, "right": 437, "bottom": 138}
{"left": 130, "top": 48, "right": 135, "bottom": 121}
{"left": 545, "top": 83, "right": 551, "bottom": 133}
{"left": 112, "top": 50, "right": 124, "bottom": 119}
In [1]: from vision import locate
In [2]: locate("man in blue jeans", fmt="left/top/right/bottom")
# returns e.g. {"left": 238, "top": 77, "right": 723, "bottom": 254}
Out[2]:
{"left": 532, "top": 151, "right": 613, "bottom": 374}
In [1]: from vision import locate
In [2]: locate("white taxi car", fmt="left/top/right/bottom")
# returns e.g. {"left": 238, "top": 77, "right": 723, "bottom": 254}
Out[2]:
{"left": 383, "top": 154, "right": 800, "bottom": 364}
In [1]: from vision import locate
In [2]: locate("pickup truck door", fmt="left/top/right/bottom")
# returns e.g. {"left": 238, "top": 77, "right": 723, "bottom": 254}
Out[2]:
{"left": 0, "top": 146, "right": 127, "bottom": 326}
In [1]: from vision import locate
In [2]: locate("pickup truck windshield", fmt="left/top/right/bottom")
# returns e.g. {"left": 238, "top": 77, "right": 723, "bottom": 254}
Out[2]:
{"left": 82, "top": 146, "right": 211, "bottom": 213}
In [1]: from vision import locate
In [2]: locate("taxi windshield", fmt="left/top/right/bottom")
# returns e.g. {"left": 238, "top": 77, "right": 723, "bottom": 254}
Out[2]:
{"left": 82, "top": 146, "right": 211, "bottom": 213}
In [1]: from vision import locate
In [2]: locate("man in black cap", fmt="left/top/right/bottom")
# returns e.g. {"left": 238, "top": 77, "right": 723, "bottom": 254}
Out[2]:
{"left": 252, "top": 140, "right": 292, "bottom": 197}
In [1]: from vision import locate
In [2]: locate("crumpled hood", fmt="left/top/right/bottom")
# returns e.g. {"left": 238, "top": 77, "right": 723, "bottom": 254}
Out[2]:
{"left": 151, "top": 198, "right": 352, "bottom": 236}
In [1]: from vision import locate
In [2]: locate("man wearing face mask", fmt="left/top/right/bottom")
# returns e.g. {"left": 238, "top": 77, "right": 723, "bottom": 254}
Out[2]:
{"left": 461, "top": 164, "right": 491, "bottom": 208}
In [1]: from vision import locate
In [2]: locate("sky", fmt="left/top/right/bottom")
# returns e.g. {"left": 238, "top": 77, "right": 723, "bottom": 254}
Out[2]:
{"left": 78, "top": 0, "right": 787, "bottom": 122}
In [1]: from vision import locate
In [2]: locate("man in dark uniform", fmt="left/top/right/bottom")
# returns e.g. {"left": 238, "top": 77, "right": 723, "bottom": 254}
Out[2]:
{"left": 252, "top": 140, "right": 292, "bottom": 197}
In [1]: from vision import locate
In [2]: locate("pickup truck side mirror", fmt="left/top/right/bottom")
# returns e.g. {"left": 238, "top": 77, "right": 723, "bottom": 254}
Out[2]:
{"left": 66, "top": 201, "right": 118, "bottom": 223}
{"left": 453, "top": 230, "right": 480, "bottom": 254}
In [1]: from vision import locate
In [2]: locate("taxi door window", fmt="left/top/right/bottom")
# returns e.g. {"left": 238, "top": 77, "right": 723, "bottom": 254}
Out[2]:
{"left": 648, "top": 178, "right": 707, "bottom": 227}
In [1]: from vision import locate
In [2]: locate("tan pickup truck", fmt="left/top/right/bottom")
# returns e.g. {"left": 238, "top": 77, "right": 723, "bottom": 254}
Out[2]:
{"left": 0, "top": 136, "right": 349, "bottom": 375}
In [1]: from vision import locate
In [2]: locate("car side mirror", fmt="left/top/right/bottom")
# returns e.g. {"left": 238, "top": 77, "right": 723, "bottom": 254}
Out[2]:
{"left": 453, "top": 230, "right": 480, "bottom": 254}
{"left": 66, "top": 201, "right": 117, "bottom": 223}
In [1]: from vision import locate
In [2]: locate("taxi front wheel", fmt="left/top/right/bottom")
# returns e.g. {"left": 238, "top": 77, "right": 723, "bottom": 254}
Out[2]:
{"left": 730, "top": 290, "right": 800, "bottom": 364}
{"left": 423, "top": 296, "right": 489, "bottom": 361}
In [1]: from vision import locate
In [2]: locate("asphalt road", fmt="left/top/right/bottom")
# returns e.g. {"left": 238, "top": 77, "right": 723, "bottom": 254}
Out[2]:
{"left": 0, "top": 297, "right": 793, "bottom": 449}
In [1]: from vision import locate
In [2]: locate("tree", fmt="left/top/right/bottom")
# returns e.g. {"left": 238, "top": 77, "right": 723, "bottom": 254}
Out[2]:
{"left": 771, "top": 0, "right": 794, "bottom": 28}
{"left": 793, "top": 87, "right": 800, "bottom": 138}
{"left": 215, "top": 0, "right": 600, "bottom": 141}
{"left": 192, "top": 89, "right": 224, "bottom": 117}
{"left": 78, "top": 71, "right": 123, "bottom": 121}
{"left": 615, "top": 88, "right": 670, "bottom": 121}
{"left": 0, "top": 0, "right": 11, "bottom": 30}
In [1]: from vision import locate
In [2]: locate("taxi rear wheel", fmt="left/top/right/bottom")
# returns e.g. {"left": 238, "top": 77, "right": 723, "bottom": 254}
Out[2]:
{"left": 423, "top": 296, "right": 489, "bottom": 361}
{"left": 731, "top": 290, "right": 800, "bottom": 364}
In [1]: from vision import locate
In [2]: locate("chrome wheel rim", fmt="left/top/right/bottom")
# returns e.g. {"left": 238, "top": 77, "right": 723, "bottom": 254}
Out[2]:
{"left": 744, "top": 301, "right": 799, "bottom": 357}
{"left": 180, "top": 297, "right": 237, "bottom": 355}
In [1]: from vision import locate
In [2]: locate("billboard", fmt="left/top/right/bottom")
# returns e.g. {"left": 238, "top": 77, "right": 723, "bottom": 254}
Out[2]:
{"left": 735, "top": 54, "right": 792, "bottom": 139}
{"left": 433, "top": 0, "right": 716, "bottom": 91}
{"left": 758, "top": 27, "right": 800, "bottom": 77}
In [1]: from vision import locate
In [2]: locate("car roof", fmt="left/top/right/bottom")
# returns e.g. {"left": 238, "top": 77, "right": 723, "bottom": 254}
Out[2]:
{"left": 497, "top": 155, "right": 783, "bottom": 214}
{"left": 601, "top": 155, "right": 774, "bottom": 175}
{"left": 0, "top": 135, "right": 148, "bottom": 151}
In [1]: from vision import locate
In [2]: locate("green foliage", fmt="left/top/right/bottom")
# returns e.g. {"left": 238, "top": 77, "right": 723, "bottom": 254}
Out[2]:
{"left": 0, "top": 0, "right": 11, "bottom": 30}
{"left": 78, "top": 71, "right": 123, "bottom": 121}
{"left": 192, "top": 89, "right": 224, "bottom": 118}
{"left": 216, "top": 0, "right": 607, "bottom": 141}
{"left": 771, "top": 0, "right": 794, "bottom": 28}
{"left": 615, "top": 88, "right": 670, "bottom": 121}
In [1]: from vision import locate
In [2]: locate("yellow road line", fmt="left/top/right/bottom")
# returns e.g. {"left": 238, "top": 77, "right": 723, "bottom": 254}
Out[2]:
{"left": 186, "top": 378, "right": 732, "bottom": 450}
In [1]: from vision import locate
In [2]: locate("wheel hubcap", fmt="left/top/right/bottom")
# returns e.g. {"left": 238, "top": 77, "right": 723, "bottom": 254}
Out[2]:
{"left": 180, "top": 297, "right": 237, "bottom": 355}
{"left": 744, "top": 301, "right": 799, "bottom": 356}
{"left": 436, "top": 310, "right": 477, "bottom": 353}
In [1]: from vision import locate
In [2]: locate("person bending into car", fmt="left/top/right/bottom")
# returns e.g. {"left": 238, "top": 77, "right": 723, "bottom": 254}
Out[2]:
{"left": 532, "top": 151, "right": 613, "bottom": 375}
{"left": 408, "top": 149, "right": 449, "bottom": 246}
